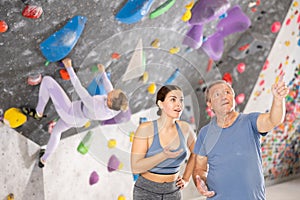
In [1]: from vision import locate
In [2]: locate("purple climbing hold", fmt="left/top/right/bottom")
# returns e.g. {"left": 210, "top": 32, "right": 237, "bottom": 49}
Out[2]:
{"left": 200, "top": 5, "right": 251, "bottom": 60}
{"left": 89, "top": 171, "right": 99, "bottom": 185}
{"left": 107, "top": 154, "right": 120, "bottom": 172}
{"left": 189, "top": 0, "right": 230, "bottom": 25}
{"left": 183, "top": 24, "right": 204, "bottom": 49}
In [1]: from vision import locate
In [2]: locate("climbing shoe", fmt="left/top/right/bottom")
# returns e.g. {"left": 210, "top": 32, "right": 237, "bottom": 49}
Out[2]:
{"left": 21, "top": 107, "right": 45, "bottom": 120}
{"left": 38, "top": 149, "right": 46, "bottom": 168}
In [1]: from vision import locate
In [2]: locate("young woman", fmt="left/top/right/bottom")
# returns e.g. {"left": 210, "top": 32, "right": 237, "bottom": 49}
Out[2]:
{"left": 22, "top": 58, "right": 129, "bottom": 168}
{"left": 131, "top": 85, "right": 196, "bottom": 200}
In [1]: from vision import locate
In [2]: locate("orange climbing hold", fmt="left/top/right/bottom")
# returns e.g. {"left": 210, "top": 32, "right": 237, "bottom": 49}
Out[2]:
{"left": 0, "top": 20, "right": 8, "bottom": 33}
{"left": 59, "top": 69, "right": 70, "bottom": 80}
{"left": 111, "top": 52, "right": 121, "bottom": 60}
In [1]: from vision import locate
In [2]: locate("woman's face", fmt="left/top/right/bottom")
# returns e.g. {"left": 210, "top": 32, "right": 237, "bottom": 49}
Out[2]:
{"left": 159, "top": 89, "right": 184, "bottom": 119}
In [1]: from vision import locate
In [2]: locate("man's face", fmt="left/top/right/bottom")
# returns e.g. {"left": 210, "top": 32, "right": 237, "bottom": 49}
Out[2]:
{"left": 207, "top": 83, "right": 235, "bottom": 114}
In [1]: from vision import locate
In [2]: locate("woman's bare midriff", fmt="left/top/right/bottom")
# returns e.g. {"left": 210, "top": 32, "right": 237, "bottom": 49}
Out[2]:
{"left": 141, "top": 171, "right": 179, "bottom": 183}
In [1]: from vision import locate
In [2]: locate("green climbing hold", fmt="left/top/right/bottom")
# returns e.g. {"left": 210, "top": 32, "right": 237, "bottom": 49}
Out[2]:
{"left": 149, "top": 0, "right": 176, "bottom": 19}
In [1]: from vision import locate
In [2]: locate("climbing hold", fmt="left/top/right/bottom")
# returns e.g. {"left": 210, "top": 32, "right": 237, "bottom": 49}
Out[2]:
{"left": 108, "top": 139, "right": 117, "bottom": 148}
{"left": 0, "top": 20, "right": 8, "bottom": 33}
{"left": 164, "top": 68, "right": 179, "bottom": 85}
{"left": 206, "top": 58, "right": 213, "bottom": 72}
{"left": 149, "top": 0, "right": 176, "bottom": 19}
{"left": 129, "top": 132, "right": 134, "bottom": 142}
{"left": 236, "top": 62, "right": 246, "bottom": 73}
{"left": 235, "top": 93, "right": 245, "bottom": 104}
{"left": 48, "top": 119, "right": 57, "bottom": 134}
{"left": 7, "top": 193, "right": 14, "bottom": 200}
{"left": 185, "top": 0, "right": 194, "bottom": 10}
{"left": 111, "top": 52, "right": 121, "bottom": 60}
{"left": 118, "top": 195, "right": 126, "bottom": 200}
{"left": 84, "top": 121, "right": 91, "bottom": 128}
{"left": 89, "top": 171, "right": 99, "bottom": 185}
{"left": 206, "top": 106, "right": 215, "bottom": 117}
{"left": 271, "top": 21, "right": 281, "bottom": 33}
{"left": 44, "top": 60, "right": 50, "bottom": 66}
{"left": 27, "top": 73, "right": 42, "bottom": 86}
{"left": 181, "top": 10, "right": 192, "bottom": 22}
{"left": 284, "top": 40, "right": 291, "bottom": 46}
{"left": 262, "top": 60, "right": 269, "bottom": 70}
{"left": 151, "top": 38, "right": 160, "bottom": 48}
{"left": 222, "top": 72, "right": 232, "bottom": 85}
{"left": 122, "top": 39, "right": 145, "bottom": 81}
{"left": 115, "top": 0, "right": 155, "bottom": 24}
{"left": 40, "top": 16, "right": 87, "bottom": 62}
{"left": 3, "top": 108, "right": 27, "bottom": 128}
{"left": 183, "top": 24, "right": 203, "bottom": 49}
{"left": 169, "top": 47, "right": 180, "bottom": 54}
{"left": 77, "top": 131, "right": 93, "bottom": 155}
{"left": 107, "top": 154, "right": 121, "bottom": 172}
{"left": 22, "top": 5, "right": 43, "bottom": 19}
{"left": 201, "top": 5, "right": 251, "bottom": 61}
{"left": 189, "top": 0, "right": 230, "bottom": 25}
{"left": 59, "top": 69, "right": 70, "bottom": 80}
{"left": 142, "top": 71, "right": 149, "bottom": 83}
{"left": 147, "top": 83, "right": 156, "bottom": 94}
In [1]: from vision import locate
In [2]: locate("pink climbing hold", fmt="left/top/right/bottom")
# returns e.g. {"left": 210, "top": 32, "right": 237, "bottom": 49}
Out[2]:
{"left": 107, "top": 154, "right": 120, "bottom": 172}
{"left": 236, "top": 62, "right": 245, "bottom": 73}
{"left": 27, "top": 73, "right": 42, "bottom": 86}
{"left": 89, "top": 171, "right": 99, "bottom": 185}
{"left": 235, "top": 93, "right": 245, "bottom": 104}
{"left": 271, "top": 21, "right": 281, "bottom": 33}
{"left": 262, "top": 60, "right": 269, "bottom": 70}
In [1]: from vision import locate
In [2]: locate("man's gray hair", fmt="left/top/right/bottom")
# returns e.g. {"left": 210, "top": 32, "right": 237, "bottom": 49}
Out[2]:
{"left": 205, "top": 80, "right": 235, "bottom": 102}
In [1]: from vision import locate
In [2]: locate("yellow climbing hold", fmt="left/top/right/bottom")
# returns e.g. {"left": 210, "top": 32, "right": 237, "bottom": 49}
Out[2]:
{"left": 84, "top": 121, "right": 91, "bottom": 128}
{"left": 182, "top": 10, "right": 192, "bottom": 22}
{"left": 7, "top": 193, "right": 14, "bottom": 200}
{"left": 108, "top": 139, "right": 117, "bottom": 148}
{"left": 129, "top": 132, "right": 134, "bottom": 142}
{"left": 185, "top": 0, "right": 194, "bottom": 10}
{"left": 142, "top": 71, "right": 149, "bottom": 83}
{"left": 148, "top": 83, "right": 156, "bottom": 94}
{"left": 118, "top": 195, "right": 126, "bottom": 200}
{"left": 284, "top": 40, "right": 290, "bottom": 46}
{"left": 3, "top": 108, "right": 27, "bottom": 128}
{"left": 151, "top": 39, "right": 160, "bottom": 48}
{"left": 118, "top": 162, "right": 124, "bottom": 170}
{"left": 169, "top": 47, "right": 180, "bottom": 54}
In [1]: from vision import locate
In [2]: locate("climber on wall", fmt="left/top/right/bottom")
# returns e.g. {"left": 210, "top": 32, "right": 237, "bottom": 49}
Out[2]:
{"left": 21, "top": 58, "right": 130, "bottom": 168}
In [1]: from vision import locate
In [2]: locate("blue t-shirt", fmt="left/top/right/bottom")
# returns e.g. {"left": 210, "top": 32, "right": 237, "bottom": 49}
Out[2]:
{"left": 194, "top": 113, "right": 266, "bottom": 200}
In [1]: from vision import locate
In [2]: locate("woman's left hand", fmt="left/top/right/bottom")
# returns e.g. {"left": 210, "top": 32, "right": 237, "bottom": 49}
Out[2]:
{"left": 176, "top": 176, "right": 188, "bottom": 190}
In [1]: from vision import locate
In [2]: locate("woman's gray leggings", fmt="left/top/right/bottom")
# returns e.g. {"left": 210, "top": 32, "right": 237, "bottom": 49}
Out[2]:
{"left": 133, "top": 175, "right": 182, "bottom": 200}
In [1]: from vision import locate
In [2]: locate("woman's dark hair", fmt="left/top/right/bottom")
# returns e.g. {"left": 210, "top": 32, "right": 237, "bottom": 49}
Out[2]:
{"left": 156, "top": 85, "right": 182, "bottom": 116}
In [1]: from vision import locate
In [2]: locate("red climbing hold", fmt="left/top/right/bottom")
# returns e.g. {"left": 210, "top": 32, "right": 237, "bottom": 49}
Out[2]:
{"left": 222, "top": 72, "right": 232, "bottom": 85}
{"left": 271, "top": 21, "right": 281, "bottom": 33}
{"left": 0, "top": 20, "right": 8, "bottom": 33}
{"left": 22, "top": 5, "right": 43, "bottom": 19}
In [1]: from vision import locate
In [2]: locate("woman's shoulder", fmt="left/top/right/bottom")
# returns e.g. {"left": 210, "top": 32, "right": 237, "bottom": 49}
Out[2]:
{"left": 135, "top": 121, "right": 154, "bottom": 136}
{"left": 176, "top": 120, "right": 193, "bottom": 133}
